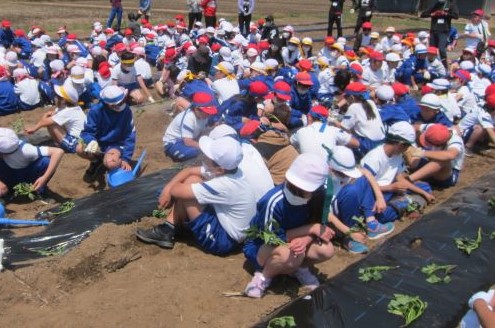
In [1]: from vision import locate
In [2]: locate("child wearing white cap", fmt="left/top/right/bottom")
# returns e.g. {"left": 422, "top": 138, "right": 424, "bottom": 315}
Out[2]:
{"left": 137, "top": 135, "right": 256, "bottom": 255}
{"left": 243, "top": 153, "right": 335, "bottom": 298}
{"left": 210, "top": 61, "right": 240, "bottom": 104}
{"left": 25, "top": 84, "right": 86, "bottom": 154}
{"left": 76, "top": 85, "right": 136, "bottom": 182}
{"left": 0, "top": 128, "right": 64, "bottom": 198}
{"left": 13, "top": 68, "right": 41, "bottom": 110}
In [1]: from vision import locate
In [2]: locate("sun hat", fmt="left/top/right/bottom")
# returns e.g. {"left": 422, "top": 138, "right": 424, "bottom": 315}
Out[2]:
{"left": 54, "top": 84, "right": 79, "bottom": 104}
{"left": 426, "top": 78, "right": 450, "bottom": 91}
{"left": 415, "top": 44, "right": 427, "bottom": 54}
{"left": 0, "top": 128, "right": 20, "bottom": 154}
{"left": 419, "top": 94, "right": 441, "bottom": 110}
{"left": 327, "top": 146, "right": 361, "bottom": 179}
{"left": 100, "top": 85, "right": 128, "bottom": 105}
{"left": 386, "top": 121, "right": 416, "bottom": 144}
{"left": 199, "top": 136, "right": 243, "bottom": 170}
{"left": 209, "top": 124, "right": 237, "bottom": 140}
{"left": 70, "top": 66, "right": 85, "bottom": 84}
{"left": 286, "top": 153, "right": 329, "bottom": 192}
{"left": 376, "top": 85, "right": 395, "bottom": 101}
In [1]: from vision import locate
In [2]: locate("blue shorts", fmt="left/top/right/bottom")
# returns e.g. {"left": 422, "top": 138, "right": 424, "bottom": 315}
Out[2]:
{"left": 0, "top": 156, "right": 50, "bottom": 189}
{"left": 60, "top": 134, "right": 79, "bottom": 153}
{"left": 164, "top": 140, "right": 200, "bottom": 162}
{"left": 186, "top": 205, "right": 237, "bottom": 255}
{"left": 461, "top": 126, "right": 474, "bottom": 144}
{"left": 119, "top": 82, "right": 140, "bottom": 92}
{"left": 353, "top": 135, "right": 383, "bottom": 160}
{"left": 416, "top": 158, "right": 460, "bottom": 188}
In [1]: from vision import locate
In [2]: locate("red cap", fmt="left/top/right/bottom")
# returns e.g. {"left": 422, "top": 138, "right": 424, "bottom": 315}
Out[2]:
{"left": 325, "top": 36, "right": 335, "bottom": 45}
{"left": 99, "top": 40, "right": 107, "bottom": 48}
{"left": 14, "top": 29, "right": 25, "bottom": 37}
{"left": 175, "top": 14, "right": 185, "bottom": 20}
{"left": 211, "top": 43, "right": 221, "bottom": 53}
{"left": 66, "top": 33, "right": 77, "bottom": 41}
{"left": 454, "top": 69, "right": 471, "bottom": 82}
{"left": 113, "top": 42, "right": 127, "bottom": 52}
{"left": 297, "top": 59, "right": 313, "bottom": 71}
{"left": 176, "top": 23, "right": 187, "bottom": 30}
{"left": 2, "top": 20, "right": 11, "bottom": 28}
{"left": 104, "top": 28, "right": 115, "bottom": 34}
{"left": 124, "top": 28, "right": 133, "bottom": 36}
{"left": 257, "top": 18, "right": 265, "bottom": 26}
{"left": 295, "top": 71, "right": 313, "bottom": 86}
{"left": 488, "top": 39, "right": 495, "bottom": 48}
{"left": 362, "top": 22, "right": 372, "bottom": 29}
{"left": 349, "top": 62, "right": 363, "bottom": 79}
{"left": 192, "top": 92, "right": 217, "bottom": 115}
{"left": 472, "top": 9, "right": 484, "bottom": 16}
{"left": 345, "top": 50, "right": 358, "bottom": 60}
{"left": 421, "top": 84, "right": 434, "bottom": 96}
{"left": 198, "top": 35, "right": 209, "bottom": 44}
{"left": 99, "top": 64, "right": 111, "bottom": 79}
{"left": 0, "top": 65, "right": 7, "bottom": 78}
{"left": 420, "top": 124, "right": 451, "bottom": 147}
{"left": 240, "top": 120, "right": 261, "bottom": 137}
{"left": 273, "top": 80, "right": 292, "bottom": 101}
{"left": 486, "top": 94, "right": 495, "bottom": 109}
{"left": 144, "top": 23, "right": 153, "bottom": 29}
{"left": 369, "top": 51, "right": 385, "bottom": 61}
{"left": 166, "top": 21, "right": 175, "bottom": 28}
{"left": 145, "top": 33, "right": 155, "bottom": 40}
{"left": 486, "top": 84, "right": 495, "bottom": 97}
{"left": 249, "top": 81, "right": 270, "bottom": 97}
{"left": 427, "top": 46, "right": 438, "bottom": 55}
{"left": 163, "top": 48, "right": 176, "bottom": 63}
{"left": 392, "top": 82, "right": 409, "bottom": 97}
{"left": 309, "top": 105, "right": 329, "bottom": 119}
{"left": 129, "top": 41, "right": 139, "bottom": 50}
{"left": 259, "top": 40, "right": 270, "bottom": 51}
{"left": 141, "top": 18, "right": 149, "bottom": 25}
{"left": 345, "top": 82, "right": 367, "bottom": 95}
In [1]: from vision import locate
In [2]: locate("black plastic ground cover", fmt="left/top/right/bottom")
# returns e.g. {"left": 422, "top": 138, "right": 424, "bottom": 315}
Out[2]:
{"left": 256, "top": 171, "right": 495, "bottom": 328}
{"left": 0, "top": 168, "right": 179, "bottom": 268}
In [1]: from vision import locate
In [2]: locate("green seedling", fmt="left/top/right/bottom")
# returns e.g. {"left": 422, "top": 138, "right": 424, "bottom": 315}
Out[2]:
{"left": 346, "top": 216, "right": 368, "bottom": 235}
{"left": 50, "top": 201, "right": 75, "bottom": 215}
{"left": 488, "top": 197, "right": 495, "bottom": 210}
{"left": 455, "top": 227, "right": 482, "bottom": 255}
{"left": 245, "top": 219, "right": 288, "bottom": 247}
{"left": 13, "top": 182, "right": 37, "bottom": 201}
{"left": 421, "top": 263, "right": 456, "bottom": 284}
{"left": 267, "top": 316, "right": 296, "bottom": 328}
{"left": 358, "top": 265, "right": 399, "bottom": 282}
{"left": 388, "top": 294, "right": 427, "bottom": 327}
{"left": 152, "top": 209, "right": 167, "bottom": 218}
{"left": 11, "top": 114, "right": 24, "bottom": 134}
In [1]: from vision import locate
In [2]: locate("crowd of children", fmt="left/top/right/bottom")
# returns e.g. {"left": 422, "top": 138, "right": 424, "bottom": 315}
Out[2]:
{"left": 0, "top": 6, "right": 494, "bottom": 300}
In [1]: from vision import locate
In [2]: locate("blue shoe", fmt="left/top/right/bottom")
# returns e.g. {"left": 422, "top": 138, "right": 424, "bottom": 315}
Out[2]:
{"left": 344, "top": 238, "right": 369, "bottom": 254}
{"left": 367, "top": 221, "right": 395, "bottom": 240}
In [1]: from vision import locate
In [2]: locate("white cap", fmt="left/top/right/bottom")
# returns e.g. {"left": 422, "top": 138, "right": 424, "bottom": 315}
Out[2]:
{"left": 206, "top": 26, "right": 215, "bottom": 34}
{"left": 414, "top": 44, "right": 427, "bottom": 54}
{"left": 216, "top": 29, "right": 225, "bottom": 36}
{"left": 460, "top": 60, "right": 475, "bottom": 71}
{"left": 222, "top": 21, "right": 234, "bottom": 33}
{"left": 386, "top": 26, "right": 396, "bottom": 33}
{"left": 376, "top": 85, "right": 395, "bottom": 101}
{"left": 283, "top": 25, "right": 294, "bottom": 33}
{"left": 30, "top": 50, "right": 46, "bottom": 67}
{"left": 67, "top": 44, "right": 81, "bottom": 53}
{"left": 420, "top": 93, "right": 441, "bottom": 110}
{"left": 427, "top": 78, "right": 450, "bottom": 90}
{"left": 54, "top": 83, "right": 79, "bottom": 104}
{"left": 370, "top": 32, "right": 380, "bottom": 39}
{"left": 70, "top": 66, "right": 85, "bottom": 84}
{"left": 45, "top": 45, "right": 58, "bottom": 55}
{"left": 141, "top": 28, "right": 151, "bottom": 35}
{"left": 250, "top": 61, "right": 265, "bottom": 73}
{"left": 209, "top": 124, "right": 237, "bottom": 139}
{"left": 0, "top": 128, "right": 20, "bottom": 154}
{"left": 477, "top": 63, "right": 492, "bottom": 75}
{"left": 31, "top": 38, "right": 44, "bottom": 48}
{"left": 219, "top": 47, "right": 232, "bottom": 61}
{"left": 91, "top": 46, "right": 103, "bottom": 56}
{"left": 75, "top": 57, "right": 88, "bottom": 67}
{"left": 12, "top": 67, "right": 28, "bottom": 78}
{"left": 233, "top": 26, "right": 240, "bottom": 34}
{"left": 5, "top": 51, "right": 18, "bottom": 67}
{"left": 100, "top": 85, "right": 128, "bottom": 105}
{"left": 418, "top": 31, "right": 429, "bottom": 39}
{"left": 50, "top": 59, "right": 64, "bottom": 72}
{"left": 215, "top": 61, "right": 235, "bottom": 74}
{"left": 246, "top": 48, "right": 258, "bottom": 57}
{"left": 328, "top": 146, "right": 361, "bottom": 179}
{"left": 186, "top": 45, "right": 197, "bottom": 55}
{"left": 265, "top": 58, "right": 279, "bottom": 70}
{"left": 385, "top": 52, "right": 401, "bottom": 62}
{"left": 286, "top": 153, "right": 329, "bottom": 192}
{"left": 40, "top": 34, "right": 51, "bottom": 44}
{"left": 391, "top": 35, "right": 401, "bottom": 44}
{"left": 387, "top": 121, "right": 416, "bottom": 144}
{"left": 199, "top": 136, "right": 243, "bottom": 170}
{"left": 132, "top": 46, "right": 145, "bottom": 56}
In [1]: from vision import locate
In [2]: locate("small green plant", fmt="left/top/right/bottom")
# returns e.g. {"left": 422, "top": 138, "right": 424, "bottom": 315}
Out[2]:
{"left": 267, "top": 316, "right": 296, "bottom": 328}
{"left": 455, "top": 227, "right": 482, "bottom": 255}
{"left": 50, "top": 201, "right": 75, "bottom": 215}
{"left": 421, "top": 263, "right": 456, "bottom": 284}
{"left": 488, "top": 196, "right": 495, "bottom": 210}
{"left": 388, "top": 294, "right": 427, "bottom": 327}
{"left": 245, "top": 219, "right": 288, "bottom": 247}
{"left": 152, "top": 209, "right": 167, "bottom": 218}
{"left": 346, "top": 216, "right": 368, "bottom": 235}
{"left": 13, "top": 183, "right": 37, "bottom": 200}
{"left": 358, "top": 265, "right": 399, "bottom": 282}
{"left": 11, "top": 114, "right": 24, "bottom": 134}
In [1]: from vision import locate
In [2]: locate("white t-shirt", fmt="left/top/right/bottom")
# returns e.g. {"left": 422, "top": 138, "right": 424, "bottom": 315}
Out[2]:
{"left": 135, "top": 58, "right": 153, "bottom": 80}
{"left": 341, "top": 101, "right": 385, "bottom": 141}
{"left": 318, "top": 68, "right": 338, "bottom": 95}
{"left": 380, "top": 37, "right": 394, "bottom": 52}
{"left": 290, "top": 122, "right": 352, "bottom": 159}
{"left": 108, "top": 52, "right": 121, "bottom": 67}
{"left": 335, "top": 55, "right": 349, "bottom": 67}
{"left": 52, "top": 106, "right": 87, "bottom": 138}
{"left": 438, "top": 93, "right": 461, "bottom": 122}
{"left": 456, "top": 85, "right": 479, "bottom": 115}
{"left": 191, "top": 170, "right": 257, "bottom": 241}
{"left": 211, "top": 77, "right": 240, "bottom": 104}
{"left": 464, "top": 21, "right": 491, "bottom": 48}
{"left": 361, "top": 145, "right": 405, "bottom": 186}
{"left": 458, "top": 107, "right": 494, "bottom": 133}
{"left": 162, "top": 108, "right": 208, "bottom": 145}
{"left": 15, "top": 78, "right": 40, "bottom": 106}
{"left": 362, "top": 66, "right": 385, "bottom": 88}
{"left": 238, "top": 142, "right": 274, "bottom": 201}
{"left": 3, "top": 142, "right": 49, "bottom": 169}
{"left": 112, "top": 64, "right": 140, "bottom": 86}
{"left": 470, "top": 75, "right": 490, "bottom": 102}
{"left": 427, "top": 58, "right": 446, "bottom": 77}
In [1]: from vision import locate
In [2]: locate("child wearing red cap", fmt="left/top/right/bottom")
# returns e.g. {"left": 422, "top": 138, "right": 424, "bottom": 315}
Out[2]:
{"left": 163, "top": 92, "right": 218, "bottom": 162}
{"left": 0, "top": 20, "right": 14, "bottom": 49}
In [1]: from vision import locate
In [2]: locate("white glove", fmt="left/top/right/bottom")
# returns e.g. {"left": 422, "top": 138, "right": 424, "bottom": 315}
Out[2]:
{"left": 349, "top": 8, "right": 355, "bottom": 14}
{"left": 469, "top": 290, "right": 495, "bottom": 309}
{"left": 84, "top": 140, "right": 99, "bottom": 154}
{"left": 301, "top": 114, "right": 308, "bottom": 127}
{"left": 148, "top": 96, "right": 155, "bottom": 103}
{"left": 423, "top": 71, "right": 431, "bottom": 80}
{"left": 365, "top": 11, "right": 372, "bottom": 17}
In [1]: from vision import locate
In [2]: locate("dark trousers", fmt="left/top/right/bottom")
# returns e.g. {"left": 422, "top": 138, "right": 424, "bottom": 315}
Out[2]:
{"left": 430, "top": 32, "right": 449, "bottom": 68}
{"left": 354, "top": 13, "right": 372, "bottom": 34}
{"left": 188, "top": 12, "right": 203, "bottom": 31}
{"left": 238, "top": 14, "right": 252, "bottom": 36}
{"left": 327, "top": 11, "right": 343, "bottom": 37}
{"left": 205, "top": 15, "right": 216, "bottom": 28}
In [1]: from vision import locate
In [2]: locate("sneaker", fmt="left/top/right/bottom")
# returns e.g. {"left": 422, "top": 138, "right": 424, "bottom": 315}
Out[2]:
{"left": 245, "top": 272, "right": 271, "bottom": 298}
{"left": 344, "top": 237, "right": 369, "bottom": 254}
{"left": 83, "top": 159, "right": 104, "bottom": 183}
{"left": 136, "top": 222, "right": 176, "bottom": 249}
{"left": 367, "top": 221, "right": 395, "bottom": 240}
{"left": 292, "top": 267, "right": 320, "bottom": 291}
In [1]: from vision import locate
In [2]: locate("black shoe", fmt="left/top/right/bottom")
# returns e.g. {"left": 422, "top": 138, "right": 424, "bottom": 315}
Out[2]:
{"left": 83, "top": 159, "right": 104, "bottom": 183}
{"left": 136, "top": 222, "right": 176, "bottom": 249}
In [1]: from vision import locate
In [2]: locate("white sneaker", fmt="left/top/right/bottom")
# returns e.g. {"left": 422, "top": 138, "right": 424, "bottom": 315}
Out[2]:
{"left": 293, "top": 267, "right": 320, "bottom": 290}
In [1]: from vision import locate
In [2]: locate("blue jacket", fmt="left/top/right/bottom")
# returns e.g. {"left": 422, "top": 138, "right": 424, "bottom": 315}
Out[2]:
{"left": 238, "top": 75, "right": 270, "bottom": 92}
{"left": 308, "top": 71, "right": 320, "bottom": 101}
{"left": 397, "top": 94, "right": 421, "bottom": 120}
{"left": 106, "top": 34, "right": 123, "bottom": 51}
{"left": 332, "top": 176, "right": 375, "bottom": 227}
{"left": 0, "top": 28, "right": 14, "bottom": 48}
{"left": 144, "top": 43, "right": 161, "bottom": 67}
{"left": 0, "top": 80, "right": 19, "bottom": 115}
{"left": 379, "top": 103, "right": 411, "bottom": 126}
{"left": 289, "top": 86, "right": 312, "bottom": 128}
{"left": 216, "top": 95, "right": 257, "bottom": 131}
{"left": 410, "top": 110, "right": 453, "bottom": 127}
{"left": 80, "top": 103, "right": 136, "bottom": 161}
{"left": 180, "top": 79, "right": 216, "bottom": 101}
{"left": 12, "top": 37, "right": 32, "bottom": 59}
